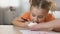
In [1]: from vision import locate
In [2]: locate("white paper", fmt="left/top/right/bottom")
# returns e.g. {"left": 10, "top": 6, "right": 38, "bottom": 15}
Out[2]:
{"left": 19, "top": 30, "right": 59, "bottom": 34}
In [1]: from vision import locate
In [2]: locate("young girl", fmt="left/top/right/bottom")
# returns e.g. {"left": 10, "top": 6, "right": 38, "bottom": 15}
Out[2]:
{"left": 13, "top": 0, "right": 60, "bottom": 31}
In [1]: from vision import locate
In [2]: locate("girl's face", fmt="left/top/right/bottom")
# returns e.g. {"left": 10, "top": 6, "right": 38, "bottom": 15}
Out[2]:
{"left": 30, "top": 7, "right": 49, "bottom": 23}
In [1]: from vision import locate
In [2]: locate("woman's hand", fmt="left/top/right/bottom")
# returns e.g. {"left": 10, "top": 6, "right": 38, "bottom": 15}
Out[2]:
{"left": 29, "top": 23, "right": 53, "bottom": 31}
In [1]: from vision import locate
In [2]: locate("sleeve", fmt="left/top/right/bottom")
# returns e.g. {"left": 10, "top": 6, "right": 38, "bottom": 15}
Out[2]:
{"left": 21, "top": 12, "right": 30, "bottom": 21}
{"left": 45, "top": 14, "right": 55, "bottom": 22}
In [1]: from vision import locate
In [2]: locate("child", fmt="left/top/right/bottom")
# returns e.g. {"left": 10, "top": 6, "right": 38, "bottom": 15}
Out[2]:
{"left": 13, "top": 0, "right": 60, "bottom": 31}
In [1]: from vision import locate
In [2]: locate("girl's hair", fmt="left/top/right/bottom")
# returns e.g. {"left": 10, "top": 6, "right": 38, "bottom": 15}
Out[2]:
{"left": 30, "top": 0, "right": 56, "bottom": 12}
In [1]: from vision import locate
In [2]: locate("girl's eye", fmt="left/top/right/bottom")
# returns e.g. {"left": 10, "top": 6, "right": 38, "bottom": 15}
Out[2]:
{"left": 38, "top": 16, "right": 43, "bottom": 18}
{"left": 32, "top": 14, "right": 36, "bottom": 17}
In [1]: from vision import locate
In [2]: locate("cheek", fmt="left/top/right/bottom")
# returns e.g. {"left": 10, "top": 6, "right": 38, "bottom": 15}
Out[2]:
{"left": 30, "top": 16, "right": 35, "bottom": 21}
{"left": 30, "top": 15, "right": 34, "bottom": 21}
{"left": 38, "top": 18, "right": 45, "bottom": 22}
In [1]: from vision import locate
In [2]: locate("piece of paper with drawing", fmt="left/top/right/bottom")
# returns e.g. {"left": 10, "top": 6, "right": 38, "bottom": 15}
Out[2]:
{"left": 19, "top": 30, "right": 59, "bottom": 34}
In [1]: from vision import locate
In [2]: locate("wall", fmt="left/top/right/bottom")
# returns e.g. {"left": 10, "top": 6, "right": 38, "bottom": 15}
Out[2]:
{"left": 0, "top": 8, "right": 4, "bottom": 25}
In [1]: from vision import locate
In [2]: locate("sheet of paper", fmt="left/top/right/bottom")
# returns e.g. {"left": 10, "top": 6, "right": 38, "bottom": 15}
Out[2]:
{"left": 19, "top": 30, "right": 59, "bottom": 34}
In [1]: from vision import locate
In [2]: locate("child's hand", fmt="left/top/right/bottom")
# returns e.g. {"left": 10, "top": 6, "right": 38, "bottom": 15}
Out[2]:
{"left": 21, "top": 23, "right": 28, "bottom": 28}
{"left": 29, "top": 23, "right": 53, "bottom": 31}
{"left": 20, "top": 22, "right": 29, "bottom": 28}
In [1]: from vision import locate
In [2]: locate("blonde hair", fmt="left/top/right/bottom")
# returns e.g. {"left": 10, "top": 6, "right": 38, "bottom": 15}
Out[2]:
{"left": 30, "top": 0, "right": 56, "bottom": 13}
{"left": 47, "top": 0, "right": 56, "bottom": 12}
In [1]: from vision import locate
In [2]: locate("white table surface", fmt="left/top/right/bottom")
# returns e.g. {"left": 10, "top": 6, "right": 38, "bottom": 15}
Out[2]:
{"left": 0, "top": 25, "right": 60, "bottom": 34}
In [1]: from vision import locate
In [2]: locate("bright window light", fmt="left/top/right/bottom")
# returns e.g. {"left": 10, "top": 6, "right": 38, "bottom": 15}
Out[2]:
{"left": 0, "top": 0, "right": 20, "bottom": 7}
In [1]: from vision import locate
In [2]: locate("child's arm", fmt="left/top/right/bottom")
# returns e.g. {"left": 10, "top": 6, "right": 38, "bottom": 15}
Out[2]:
{"left": 29, "top": 18, "right": 60, "bottom": 31}
{"left": 42, "top": 18, "right": 60, "bottom": 32}
{"left": 41, "top": 18, "right": 60, "bottom": 32}
{"left": 12, "top": 12, "right": 30, "bottom": 28}
{"left": 49, "top": 18, "right": 60, "bottom": 32}
{"left": 12, "top": 16, "right": 28, "bottom": 28}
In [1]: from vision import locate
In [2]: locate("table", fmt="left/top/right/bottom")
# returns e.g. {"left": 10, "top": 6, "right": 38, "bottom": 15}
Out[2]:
{"left": 0, "top": 25, "right": 60, "bottom": 34}
{"left": 0, "top": 25, "right": 23, "bottom": 34}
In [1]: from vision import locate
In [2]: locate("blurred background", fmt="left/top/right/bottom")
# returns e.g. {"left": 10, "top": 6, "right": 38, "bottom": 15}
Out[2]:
{"left": 0, "top": 0, "right": 60, "bottom": 25}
